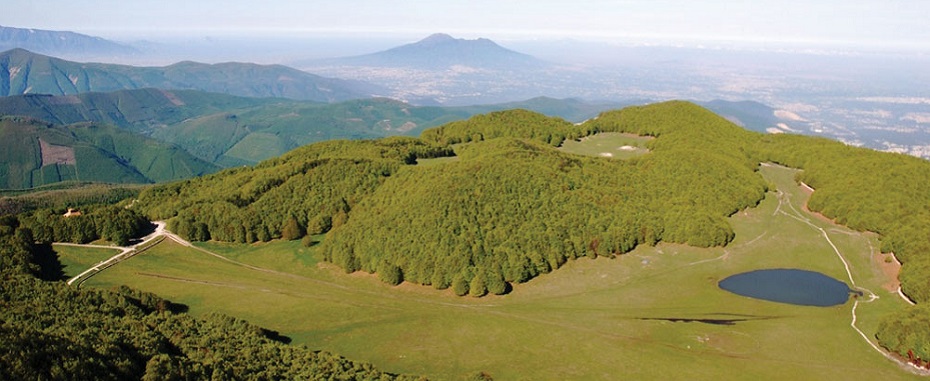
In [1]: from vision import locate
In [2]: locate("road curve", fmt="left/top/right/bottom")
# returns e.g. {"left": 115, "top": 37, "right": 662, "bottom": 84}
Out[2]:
{"left": 64, "top": 221, "right": 167, "bottom": 287}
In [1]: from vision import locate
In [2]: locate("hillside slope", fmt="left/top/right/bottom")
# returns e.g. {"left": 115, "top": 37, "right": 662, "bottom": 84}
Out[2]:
{"left": 0, "top": 116, "right": 218, "bottom": 189}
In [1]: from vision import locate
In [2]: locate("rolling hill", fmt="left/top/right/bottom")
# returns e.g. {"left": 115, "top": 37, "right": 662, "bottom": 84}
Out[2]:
{"left": 0, "top": 116, "right": 218, "bottom": 189}
{"left": 0, "top": 49, "right": 381, "bottom": 101}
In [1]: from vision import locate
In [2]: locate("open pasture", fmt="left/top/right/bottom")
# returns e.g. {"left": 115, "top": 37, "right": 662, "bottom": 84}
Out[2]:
{"left": 558, "top": 132, "right": 652, "bottom": 159}
{"left": 77, "top": 164, "right": 918, "bottom": 380}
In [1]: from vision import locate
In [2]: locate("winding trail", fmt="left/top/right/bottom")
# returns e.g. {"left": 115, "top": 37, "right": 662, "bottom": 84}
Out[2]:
{"left": 774, "top": 187, "right": 930, "bottom": 375}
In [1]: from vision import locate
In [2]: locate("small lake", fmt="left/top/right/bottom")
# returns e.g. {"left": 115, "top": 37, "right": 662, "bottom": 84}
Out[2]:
{"left": 719, "top": 269, "right": 858, "bottom": 307}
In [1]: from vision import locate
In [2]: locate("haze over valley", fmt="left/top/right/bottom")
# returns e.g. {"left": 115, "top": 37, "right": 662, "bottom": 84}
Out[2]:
{"left": 3, "top": 22, "right": 928, "bottom": 159}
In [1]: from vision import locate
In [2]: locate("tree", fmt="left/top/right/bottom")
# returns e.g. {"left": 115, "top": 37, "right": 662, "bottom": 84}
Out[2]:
{"left": 485, "top": 270, "right": 507, "bottom": 295}
{"left": 378, "top": 261, "right": 403, "bottom": 286}
{"left": 281, "top": 217, "right": 304, "bottom": 241}
{"left": 452, "top": 274, "right": 469, "bottom": 296}
{"left": 469, "top": 272, "right": 488, "bottom": 297}
{"left": 306, "top": 215, "right": 332, "bottom": 235}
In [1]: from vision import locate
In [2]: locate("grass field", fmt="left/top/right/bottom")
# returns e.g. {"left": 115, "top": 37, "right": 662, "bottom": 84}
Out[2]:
{"left": 75, "top": 163, "right": 920, "bottom": 380}
{"left": 55, "top": 245, "right": 122, "bottom": 279}
{"left": 558, "top": 132, "right": 652, "bottom": 159}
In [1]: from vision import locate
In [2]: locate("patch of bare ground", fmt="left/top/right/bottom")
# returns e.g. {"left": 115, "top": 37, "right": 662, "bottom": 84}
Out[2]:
{"left": 38, "top": 138, "right": 76, "bottom": 166}
{"left": 874, "top": 252, "right": 901, "bottom": 293}
{"left": 798, "top": 182, "right": 837, "bottom": 225}
{"left": 159, "top": 89, "right": 185, "bottom": 106}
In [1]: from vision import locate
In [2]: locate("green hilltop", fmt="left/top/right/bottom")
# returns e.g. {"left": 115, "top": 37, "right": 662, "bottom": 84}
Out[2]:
{"left": 133, "top": 101, "right": 773, "bottom": 292}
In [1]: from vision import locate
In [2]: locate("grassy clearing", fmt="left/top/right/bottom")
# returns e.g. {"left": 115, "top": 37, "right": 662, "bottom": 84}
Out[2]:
{"left": 558, "top": 132, "right": 652, "bottom": 159}
{"left": 54, "top": 245, "right": 122, "bottom": 278}
{"left": 85, "top": 164, "right": 919, "bottom": 380}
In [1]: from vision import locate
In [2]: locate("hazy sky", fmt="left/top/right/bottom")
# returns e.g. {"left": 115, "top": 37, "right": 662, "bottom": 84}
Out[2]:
{"left": 4, "top": 0, "right": 928, "bottom": 49}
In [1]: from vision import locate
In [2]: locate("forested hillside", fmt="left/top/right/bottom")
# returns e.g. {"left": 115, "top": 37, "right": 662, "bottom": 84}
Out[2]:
{"left": 135, "top": 100, "right": 930, "bottom": 364}
{"left": 139, "top": 137, "right": 452, "bottom": 243}
{"left": 0, "top": 116, "right": 218, "bottom": 189}
{"left": 139, "top": 103, "right": 768, "bottom": 296}
{"left": 0, "top": 216, "right": 422, "bottom": 380}
{"left": 323, "top": 104, "right": 767, "bottom": 295}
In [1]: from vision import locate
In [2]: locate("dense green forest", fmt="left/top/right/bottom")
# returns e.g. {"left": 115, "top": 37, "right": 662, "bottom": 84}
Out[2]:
{"left": 0, "top": 183, "right": 142, "bottom": 215}
{"left": 0, "top": 211, "right": 423, "bottom": 379}
{"left": 322, "top": 105, "right": 766, "bottom": 295}
{"left": 139, "top": 137, "right": 452, "bottom": 243}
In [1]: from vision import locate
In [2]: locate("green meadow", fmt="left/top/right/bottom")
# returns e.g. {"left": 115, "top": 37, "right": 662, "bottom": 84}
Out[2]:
{"left": 56, "top": 245, "right": 121, "bottom": 277}
{"left": 65, "top": 163, "right": 919, "bottom": 380}
{"left": 558, "top": 132, "right": 652, "bottom": 159}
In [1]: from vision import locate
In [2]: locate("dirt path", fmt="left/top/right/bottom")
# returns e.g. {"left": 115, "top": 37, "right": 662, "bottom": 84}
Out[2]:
{"left": 64, "top": 222, "right": 167, "bottom": 287}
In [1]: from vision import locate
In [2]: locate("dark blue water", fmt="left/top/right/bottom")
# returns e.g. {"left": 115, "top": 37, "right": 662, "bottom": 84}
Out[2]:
{"left": 719, "top": 269, "right": 856, "bottom": 307}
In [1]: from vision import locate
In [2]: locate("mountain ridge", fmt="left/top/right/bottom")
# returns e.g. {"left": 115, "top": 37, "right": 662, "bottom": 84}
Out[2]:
{"left": 0, "top": 25, "right": 138, "bottom": 59}
{"left": 0, "top": 49, "right": 382, "bottom": 101}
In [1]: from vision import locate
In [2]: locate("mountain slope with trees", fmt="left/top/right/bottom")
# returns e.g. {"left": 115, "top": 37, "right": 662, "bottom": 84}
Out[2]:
{"left": 138, "top": 102, "right": 768, "bottom": 296}
{"left": 0, "top": 48, "right": 380, "bottom": 101}
{"left": 0, "top": 116, "right": 219, "bottom": 189}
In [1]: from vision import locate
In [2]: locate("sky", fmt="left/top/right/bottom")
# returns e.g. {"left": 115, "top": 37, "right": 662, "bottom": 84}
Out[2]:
{"left": 4, "top": 0, "right": 929, "bottom": 50}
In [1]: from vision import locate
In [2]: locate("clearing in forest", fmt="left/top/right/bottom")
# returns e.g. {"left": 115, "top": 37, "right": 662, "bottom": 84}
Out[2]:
{"left": 558, "top": 132, "right": 652, "bottom": 159}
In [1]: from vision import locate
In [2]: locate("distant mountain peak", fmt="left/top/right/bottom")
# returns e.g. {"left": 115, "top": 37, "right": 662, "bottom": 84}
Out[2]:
{"left": 420, "top": 33, "right": 455, "bottom": 44}
{"left": 413, "top": 33, "right": 501, "bottom": 49}
{"left": 310, "top": 33, "right": 548, "bottom": 71}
